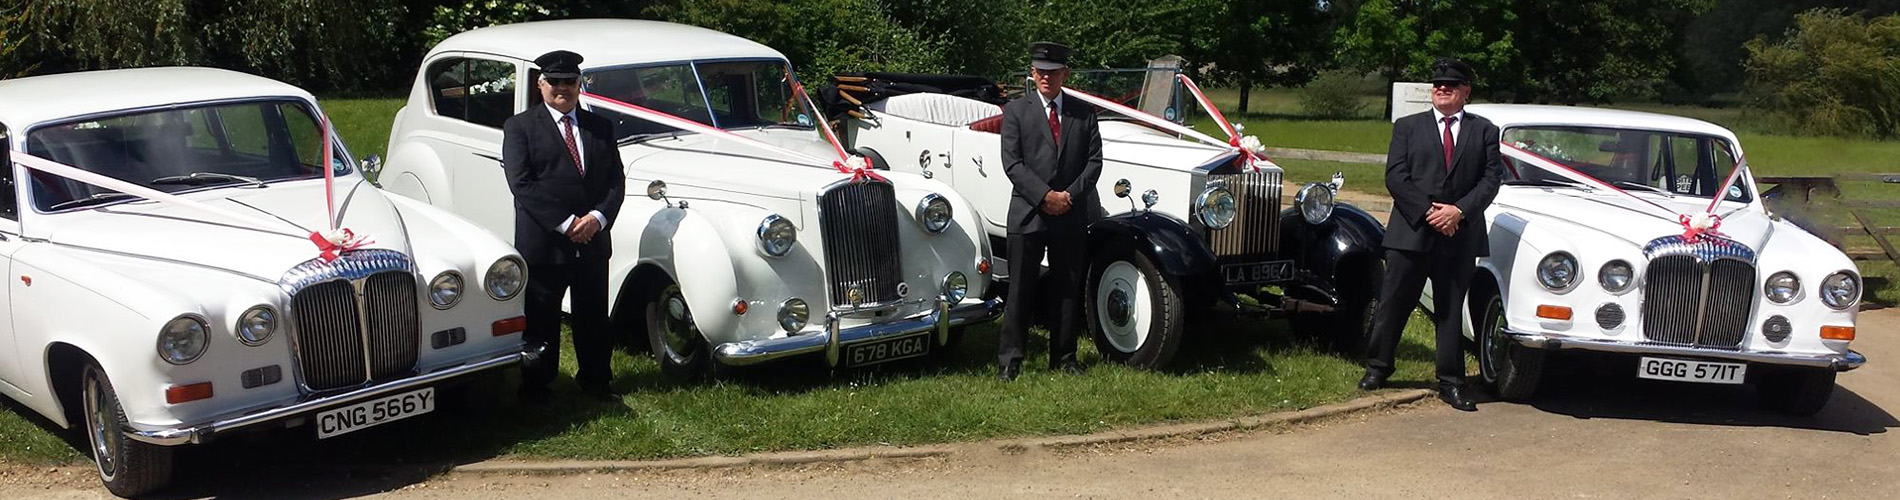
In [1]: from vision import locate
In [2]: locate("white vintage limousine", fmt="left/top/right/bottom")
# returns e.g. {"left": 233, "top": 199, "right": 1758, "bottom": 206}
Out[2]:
{"left": 1455, "top": 104, "right": 1865, "bottom": 415}
{"left": 0, "top": 67, "right": 532, "bottom": 496}
{"left": 377, "top": 20, "right": 999, "bottom": 376}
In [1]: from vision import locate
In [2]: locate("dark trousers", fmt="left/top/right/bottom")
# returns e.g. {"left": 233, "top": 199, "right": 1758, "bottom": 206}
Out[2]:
{"left": 1364, "top": 247, "right": 1475, "bottom": 386}
{"left": 522, "top": 248, "right": 612, "bottom": 388}
{"left": 999, "top": 229, "right": 1086, "bottom": 368}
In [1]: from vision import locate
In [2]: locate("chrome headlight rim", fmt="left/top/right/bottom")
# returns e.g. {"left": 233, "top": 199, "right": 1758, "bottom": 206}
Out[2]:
{"left": 941, "top": 271, "right": 969, "bottom": 303}
{"left": 1598, "top": 260, "right": 1635, "bottom": 293}
{"left": 778, "top": 298, "right": 810, "bottom": 333}
{"left": 429, "top": 270, "right": 465, "bottom": 310}
{"left": 914, "top": 193, "right": 954, "bottom": 233}
{"left": 234, "top": 305, "right": 278, "bottom": 346}
{"left": 484, "top": 256, "right": 527, "bottom": 300}
{"left": 1195, "top": 184, "right": 1238, "bottom": 230}
{"left": 1820, "top": 270, "right": 1861, "bottom": 310}
{"left": 757, "top": 214, "right": 797, "bottom": 258}
{"left": 1295, "top": 182, "right": 1337, "bottom": 225}
{"left": 157, "top": 314, "right": 210, "bottom": 365}
{"left": 1764, "top": 271, "right": 1803, "bottom": 305}
{"left": 1536, "top": 251, "right": 1580, "bottom": 292}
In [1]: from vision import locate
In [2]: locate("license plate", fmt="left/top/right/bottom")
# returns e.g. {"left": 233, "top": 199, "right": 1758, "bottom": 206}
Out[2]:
{"left": 1637, "top": 357, "right": 1746, "bottom": 385}
{"left": 315, "top": 387, "right": 435, "bottom": 439}
{"left": 1222, "top": 260, "right": 1293, "bottom": 285}
{"left": 844, "top": 333, "right": 932, "bottom": 367}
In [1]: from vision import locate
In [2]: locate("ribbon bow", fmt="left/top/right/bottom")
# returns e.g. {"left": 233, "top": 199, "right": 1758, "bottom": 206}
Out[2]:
{"left": 309, "top": 229, "right": 373, "bottom": 263}
{"left": 315, "top": 114, "right": 370, "bottom": 262}
{"left": 1679, "top": 212, "right": 1723, "bottom": 242}
{"left": 835, "top": 156, "right": 887, "bottom": 183}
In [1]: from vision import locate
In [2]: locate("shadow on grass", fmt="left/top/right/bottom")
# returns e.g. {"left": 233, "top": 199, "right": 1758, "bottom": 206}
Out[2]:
{"left": 1520, "top": 353, "right": 1897, "bottom": 436}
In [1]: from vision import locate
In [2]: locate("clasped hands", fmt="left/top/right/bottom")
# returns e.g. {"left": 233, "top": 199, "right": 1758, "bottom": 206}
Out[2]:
{"left": 1042, "top": 190, "right": 1073, "bottom": 215}
{"left": 1426, "top": 203, "right": 1463, "bottom": 237}
{"left": 567, "top": 213, "right": 603, "bottom": 244}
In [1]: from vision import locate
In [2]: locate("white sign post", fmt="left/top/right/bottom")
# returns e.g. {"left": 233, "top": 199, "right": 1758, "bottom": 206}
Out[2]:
{"left": 1389, "top": 82, "right": 1433, "bottom": 122}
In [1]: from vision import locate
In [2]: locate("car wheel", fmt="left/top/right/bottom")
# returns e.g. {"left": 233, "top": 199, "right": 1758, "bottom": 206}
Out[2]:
{"left": 1477, "top": 292, "right": 1544, "bottom": 401}
{"left": 1756, "top": 368, "right": 1835, "bottom": 416}
{"left": 1086, "top": 250, "right": 1184, "bottom": 369}
{"left": 1289, "top": 259, "right": 1382, "bottom": 356}
{"left": 646, "top": 283, "right": 716, "bottom": 378}
{"left": 81, "top": 363, "right": 173, "bottom": 497}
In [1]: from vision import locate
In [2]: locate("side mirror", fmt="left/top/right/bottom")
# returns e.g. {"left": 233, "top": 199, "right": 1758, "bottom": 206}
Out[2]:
{"left": 1113, "top": 179, "right": 1131, "bottom": 198}
{"left": 647, "top": 180, "right": 667, "bottom": 200}
{"left": 361, "top": 154, "right": 383, "bottom": 179}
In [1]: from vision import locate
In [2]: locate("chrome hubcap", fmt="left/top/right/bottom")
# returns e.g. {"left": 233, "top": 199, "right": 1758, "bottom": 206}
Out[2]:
{"left": 1095, "top": 260, "right": 1151, "bottom": 354}
{"left": 84, "top": 373, "right": 117, "bottom": 478}
{"left": 659, "top": 287, "right": 699, "bottom": 364}
{"left": 1482, "top": 298, "right": 1507, "bottom": 383}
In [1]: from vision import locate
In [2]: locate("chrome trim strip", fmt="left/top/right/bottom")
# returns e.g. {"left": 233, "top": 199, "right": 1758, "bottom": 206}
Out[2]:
{"left": 716, "top": 298, "right": 1004, "bottom": 366}
{"left": 1505, "top": 328, "right": 1865, "bottom": 371}
{"left": 123, "top": 347, "right": 540, "bottom": 446}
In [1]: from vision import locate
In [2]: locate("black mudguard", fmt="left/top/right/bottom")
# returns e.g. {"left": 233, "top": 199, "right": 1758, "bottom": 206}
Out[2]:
{"left": 1278, "top": 202, "right": 1387, "bottom": 303}
{"left": 1085, "top": 211, "right": 1222, "bottom": 301}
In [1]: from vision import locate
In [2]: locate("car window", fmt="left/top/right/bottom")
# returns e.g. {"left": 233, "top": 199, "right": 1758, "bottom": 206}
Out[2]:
{"left": 1504, "top": 125, "right": 1750, "bottom": 203}
{"left": 24, "top": 99, "right": 351, "bottom": 211}
{"left": 428, "top": 57, "right": 518, "bottom": 129}
{"left": 584, "top": 59, "right": 812, "bottom": 141}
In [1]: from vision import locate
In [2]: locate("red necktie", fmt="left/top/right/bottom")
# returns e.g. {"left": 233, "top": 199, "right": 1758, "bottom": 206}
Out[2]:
{"left": 1048, "top": 104, "right": 1061, "bottom": 145}
{"left": 562, "top": 115, "right": 584, "bottom": 175}
{"left": 1441, "top": 116, "right": 1457, "bottom": 171}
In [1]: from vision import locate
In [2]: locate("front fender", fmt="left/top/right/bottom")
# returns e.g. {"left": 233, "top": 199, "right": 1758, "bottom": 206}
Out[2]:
{"left": 380, "top": 138, "right": 448, "bottom": 206}
{"left": 1280, "top": 202, "right": 1387, "bottom": 300}
{"left": 1086, "top": 211, "right": 1220, "bottom": 297}
{"left": 617, "top": 203, "right": 744, "bottom": 346}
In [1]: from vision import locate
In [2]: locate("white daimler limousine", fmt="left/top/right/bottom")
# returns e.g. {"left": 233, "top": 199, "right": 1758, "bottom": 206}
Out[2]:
{"left": 1454, "top": 104, "right": 1865, "bottom": 415}
{"left": 0, "top": 68, "right": 533, "bottom": 496}
{"left": 377, "top": 20, "right": 999, "bottom": 376}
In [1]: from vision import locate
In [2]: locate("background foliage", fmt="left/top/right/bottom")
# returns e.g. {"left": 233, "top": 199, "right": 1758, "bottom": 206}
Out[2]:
{"left": 1745, "top": 9, "right": 1900, "bottom": 138}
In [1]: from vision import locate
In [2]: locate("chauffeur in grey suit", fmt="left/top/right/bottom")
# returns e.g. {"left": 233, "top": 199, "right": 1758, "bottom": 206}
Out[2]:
{"left": 1359, "top": 58, "right": 1503, "bottom": 411}
{"left": 996, "top": 41, "right": 1104, "bottom": 381}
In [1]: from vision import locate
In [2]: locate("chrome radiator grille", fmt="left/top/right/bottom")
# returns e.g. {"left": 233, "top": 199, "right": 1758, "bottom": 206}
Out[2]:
{"left": 280, "top": 250, "right": 420, "bottom": 391}
{"left": 1639, "top": 236, "right": 1757, "bottom": 349}
{"left": 819, "top": 180, "right": 904, "bottom": 308}
{"left": 1205, "top": 170, "right": 1282, "bottom": 258}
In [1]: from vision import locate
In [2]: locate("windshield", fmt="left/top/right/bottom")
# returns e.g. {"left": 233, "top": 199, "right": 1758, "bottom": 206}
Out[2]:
{"left": 24, "top": 99, "right": 350, "bottom": 211}
{"left": 1503, "top": 126, "right": 1751, "bottom": 203}
{"left": 1010, "top": 68, "right": 1197, "bottom": 123}
{"left": 584, "top": 59, "right": 814, "bottom": 141}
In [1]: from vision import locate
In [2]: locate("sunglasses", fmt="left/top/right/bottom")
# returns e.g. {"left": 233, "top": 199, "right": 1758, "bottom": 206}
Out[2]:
{"left": 544, "top": 77, "right": 580, "bottom": 87}
{"left": 1432, "top": 81, "right": 1466, "bottom": 90}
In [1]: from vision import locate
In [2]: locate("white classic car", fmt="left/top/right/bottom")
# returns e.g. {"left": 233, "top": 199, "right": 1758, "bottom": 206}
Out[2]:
{"left": 829, "top": 70, "right": 1387, "bottom": 368}
{"left": 0, "top": 67, "right": 532, "bottom": 496}
{"left": 1453, "top": 104, "right": 1865, "bottom": 415}
{"left": 377, "top": 20, "right": 1000, "bottom": 376}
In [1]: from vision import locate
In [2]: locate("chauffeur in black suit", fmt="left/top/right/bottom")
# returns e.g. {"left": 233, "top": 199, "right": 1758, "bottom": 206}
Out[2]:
{"left": 996, "top": 42, "right": 1104, "bottom": 381}
{"left": 1359, "top": 58, "right": 1502, "bottom": 411}
{"left": 502, "top": 50, "right": 626, "bottom": 401}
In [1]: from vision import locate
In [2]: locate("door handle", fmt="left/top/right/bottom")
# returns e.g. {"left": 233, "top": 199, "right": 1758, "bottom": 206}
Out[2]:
{"left": 974, "top": 156, "right": 986, "bottom": 176}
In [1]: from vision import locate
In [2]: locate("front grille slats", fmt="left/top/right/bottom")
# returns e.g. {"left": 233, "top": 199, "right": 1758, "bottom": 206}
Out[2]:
{"left": 1638, "top": 236, "right": 1757, "bottom": 350}
{"left": 820, "top": 180, "right": 903, "bottom": 307}
{"left": 365, "top": 272, "right": 420, "bottom": 381}
{"left": 292, "top": 281, "right": 366, "bottom": 391}
{"left": 1206, "top": 170, "right": 1282, "bottom": 259}
{"left": 279, "top": 250, "right": 420, "bottom": 392}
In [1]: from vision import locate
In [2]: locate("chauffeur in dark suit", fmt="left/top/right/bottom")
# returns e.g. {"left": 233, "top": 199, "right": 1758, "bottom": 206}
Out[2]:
{"left": 1359, "top": 58, "right": 1502, "bottom": 411}
{"left": 502, "top": 50, "right": 627, "bottom": 401}
{"left": 996, "top": 42, "right": 1104, "bottom": 381}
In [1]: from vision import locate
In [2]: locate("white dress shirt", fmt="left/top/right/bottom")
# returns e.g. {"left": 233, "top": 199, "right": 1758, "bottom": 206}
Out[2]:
{"left": 545, "top": 103, "right": 606, "bottom": 234}
{"left": 1432, "top": 108, "right": 1465, "bottom": 148}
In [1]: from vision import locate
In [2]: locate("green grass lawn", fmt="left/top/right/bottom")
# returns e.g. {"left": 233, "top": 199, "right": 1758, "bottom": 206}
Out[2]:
{"left": 318, "top": 96, "right": 405, "bottom": 161}
{"left": 0, "top": 317, "right": 1442, "bottom": 465}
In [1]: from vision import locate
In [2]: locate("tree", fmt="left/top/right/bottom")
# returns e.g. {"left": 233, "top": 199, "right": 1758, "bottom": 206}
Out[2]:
{"left": 1333, "top": 0, "right": 1518, "bottom": 88}
{"left": 647, "top": 0, "right": 951, "bottom": 79}
{"left": 1185, "top": 0, "right": 1334, "bottom": 113}
{"left": 1745, "top": 8, "right": 1900, "bottom": 138}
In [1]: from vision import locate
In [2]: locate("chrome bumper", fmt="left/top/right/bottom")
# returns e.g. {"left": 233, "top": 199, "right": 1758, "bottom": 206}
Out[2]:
{"left": 124, "top": 347, "right": 539, "bottom": 446}
{"left": 713, "top": 298, "right": 1004, "bottom": 366}
{"left": 1506, "top": 329, "right": 1865, "bottom": 371}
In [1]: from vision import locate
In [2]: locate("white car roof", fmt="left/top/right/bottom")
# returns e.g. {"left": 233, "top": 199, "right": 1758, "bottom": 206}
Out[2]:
{"left": 428, "top": 19, "right": 787, "bottom": 67}
{"left": 0, "top": 67, "right": 315, "bottom": 132}
{"left": 1467, "top": 103, "right": 1740, "bottom": 144}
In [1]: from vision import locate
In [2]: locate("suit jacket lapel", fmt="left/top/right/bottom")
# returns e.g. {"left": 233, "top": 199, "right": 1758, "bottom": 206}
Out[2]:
{"left": 1450, "top": 114, "right": 1478, "bottom": 171}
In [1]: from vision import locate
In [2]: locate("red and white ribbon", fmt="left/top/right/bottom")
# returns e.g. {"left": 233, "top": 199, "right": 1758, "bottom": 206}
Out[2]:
{"left": 12, "top": 153, "right": 298, "bottom": 236}
{"left": 580, "top": 90, "right": 886, "bottom": 183}
{"left": 1502, "top": 142, "right": 1749, "bottom": 242}
{"left": 1060, "top": 83, "right": 1264, "bottom": 171}
{"left": 314, "top": 113, "right": 372, "bottom": 260}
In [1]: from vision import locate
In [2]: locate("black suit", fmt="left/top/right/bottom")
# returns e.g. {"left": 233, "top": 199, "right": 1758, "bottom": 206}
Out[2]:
{"left": 1364, "top": 110, "right": 1503, "bottom": 386}
{"left": 998, "top": 92, "right": 1103, "bottom": 368}
{"left": 502, "top": 105, "right": 626, "bottom": 389}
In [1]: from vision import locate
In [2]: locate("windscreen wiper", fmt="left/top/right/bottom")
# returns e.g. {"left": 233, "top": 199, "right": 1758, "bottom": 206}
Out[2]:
{"left": 151, "top": 172, "right": 266, "bottom": 188}
{"left": 47, "top": 192, "right": 139, "bottom": 211}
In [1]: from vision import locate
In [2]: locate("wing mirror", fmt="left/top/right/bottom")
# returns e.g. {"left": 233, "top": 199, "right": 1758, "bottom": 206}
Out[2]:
{"left": 361, "top": 154, "right": 383, "bottom": 183}
{"left": 648, "top": 179, "right": 686, "bottom": 208}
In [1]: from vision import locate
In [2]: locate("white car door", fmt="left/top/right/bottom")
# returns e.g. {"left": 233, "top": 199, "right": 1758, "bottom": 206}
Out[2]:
{"left": 421, "top": 54, "right": 522, "bottom": 239}
{"left": 953, "top": 127, "right": 1014, "bottom": 234}
{"left": 0, "top": 148, "right": 25, "bottom": 388}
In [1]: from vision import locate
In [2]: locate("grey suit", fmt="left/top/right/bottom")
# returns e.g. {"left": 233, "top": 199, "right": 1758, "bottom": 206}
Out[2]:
{"left": 997, "top": 92, "right": 1103, "bottom": 369}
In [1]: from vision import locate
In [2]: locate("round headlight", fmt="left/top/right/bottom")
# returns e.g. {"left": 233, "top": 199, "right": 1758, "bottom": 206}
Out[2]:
{"left": 235, "top": 306, "right": 277, "bottom": 346}
{"left": 1296, "top": 183, "right": 1337, "bottom": 225}
{"left": 1599, "top": 260, "right": 1634, "bottom": 292}
{"left": 1764, "top": 271, "right": 1802, "bottom": 304}
{"left": 915, "top": 194, "right": 953, "bottom": 233}
{"left": 485, "top": 257, "right": 526, "bottom": 300}
{"left": 942, "top": 272, "right": 969, "bottom": 303}
{"left": 429, "top": 271, "right": 464, "bottom": 309}
{"left": 758, "top": 214, "right": 797, "bottom": 257}
{"left": 1537, "top": 252, "right": 1578, "bottom": 291}
{"left": 1820, "top": 271, "right": 1861, "bottom": 310}
{"left": 157, "top": 316, "right": 209, "bottom": 365}
{"left": 778, "top": 298, "right": 809, "bottom": 333}
{"left": 1197, "top": 185, "right": 1238, "bottom": 229}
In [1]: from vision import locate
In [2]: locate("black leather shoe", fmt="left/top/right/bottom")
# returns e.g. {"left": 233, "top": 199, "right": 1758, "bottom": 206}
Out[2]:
{"left": 1052, "top": 360, "right": 1084, "bottom": 375}
{"left": 997, "top": 362, "right": 1022, "bottom": 381}
{"left": 1357, "top": 371, "right": 1388, "bottom": 391}
{"left": 1438, "top": 383, "right": 1477, "bottom": 412}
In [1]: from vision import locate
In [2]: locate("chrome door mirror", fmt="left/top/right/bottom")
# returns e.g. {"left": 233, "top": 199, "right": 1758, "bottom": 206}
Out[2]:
{"left": 647, "top": 180, "right": 668, "bottom": 200}
{"left": 361, "top": 154, "right": 383, "bottom": 179}
{"left": 1113, "top": 179, "right": 1131, "bottom": 198}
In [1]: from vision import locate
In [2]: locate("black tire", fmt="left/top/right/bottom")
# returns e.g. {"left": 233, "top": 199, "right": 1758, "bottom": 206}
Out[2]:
{"left": 646, "top": 283, "right": 717, "bottom": 379}
{"left": 1756, "top": 369, "right": 1836, "bottom": 416}
{"left": 1290, "top": 259, "right": 1383, "bottom": 356}
{"left": 81, "top": 363, "right": 173, "bottom": 497}
{"left": 1085, "top": 249, "right": 1185, "bottom": 369}
{"left": 1476, "top": 292, "right": 1545, "bottom": 401}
